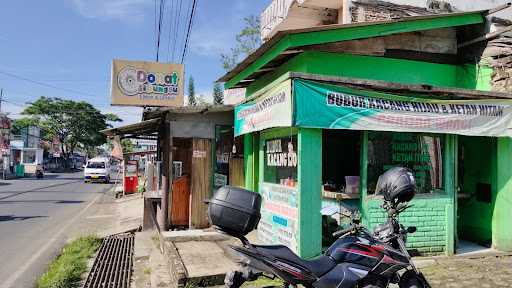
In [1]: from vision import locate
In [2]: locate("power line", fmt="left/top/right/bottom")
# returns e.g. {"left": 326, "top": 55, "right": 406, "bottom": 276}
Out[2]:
{"left": 0, "top": 70, "right": 98, "bottom": 98}
{"left": 156, "top": 0, "right": 166, "bottom": 62}
{"left": 171, "top": 0, "right": 184, "bottom": 62}
{"left": 166, "top": 0, "right": 176, "bottom": 62}
{"left": 181, "top": 0, "right": 197, "bottom": 64}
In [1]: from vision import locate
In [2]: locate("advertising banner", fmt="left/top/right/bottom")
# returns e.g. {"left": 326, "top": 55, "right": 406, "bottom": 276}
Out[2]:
{"left": 258, "top": 182, "right": 299, "bottom": 253}
{"left": 111, "top": 59, "right": 184, "bottom": 107}
{"left": 234, "top": 80, "right": 292, "bottom": 136}
{"left": 294, "top": 79, "right": 512, "bottom": 137}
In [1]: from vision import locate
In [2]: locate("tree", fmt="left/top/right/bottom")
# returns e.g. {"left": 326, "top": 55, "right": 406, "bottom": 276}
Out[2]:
{"left": 220, "top": 15, "right": 261, "bottom": 71}
{"left": 18, "top": 97, "right": 121, "bottom": 167}
{"left": 121, "top": 139, "right": 135, "bottom": 153}
{"left": 213, "top": 82, "right": 224, "bottom": 105}
{"left": 188, "top": 76, "right": 196, "bottom": 106}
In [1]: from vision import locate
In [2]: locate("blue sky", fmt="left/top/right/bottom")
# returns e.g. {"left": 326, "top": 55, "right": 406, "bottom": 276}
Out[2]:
{"left": 0, "top": 0, "right": 270, "bottom": 125}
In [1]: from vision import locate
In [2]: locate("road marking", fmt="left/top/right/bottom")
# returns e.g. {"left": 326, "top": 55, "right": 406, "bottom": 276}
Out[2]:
{"left": 1, "top": 192, "right": 103, "bottom": 288}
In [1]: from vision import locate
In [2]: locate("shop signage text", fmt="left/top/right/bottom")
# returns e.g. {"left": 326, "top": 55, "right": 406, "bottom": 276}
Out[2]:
{"left": 266, "top": 138, "right": 297, "bottom": 168}
{"left": 258, "top": 182, "right": 299, "bottom": 252}
{"left": 234, "top": 80, "right": 292, "bottom": 136}
{"left": 295, "top": 79, "right": 512, "bottom": 137}
{"left": 111, "top": 59, "right": 184, "bottom": 107}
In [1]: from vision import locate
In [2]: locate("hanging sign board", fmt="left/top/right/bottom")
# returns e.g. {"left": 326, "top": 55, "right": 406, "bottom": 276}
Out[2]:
{"left": 234, "top": 79, "right": 292, "bottom": 136}
{"left": 258, "top": 182, "right": 299, "bottom": 253}
{"left": 111, "top": 59, "right": 184, "bottom": 107}
{"left": 294, "top": 79, "right": 512, "bottom": 137}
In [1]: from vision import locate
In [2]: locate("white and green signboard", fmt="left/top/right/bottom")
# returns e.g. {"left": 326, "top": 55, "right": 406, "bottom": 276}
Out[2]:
{"left": 258, "top": 182, "right": 299, "bottom": 253}
{"left": 294, "top": 79, "right": 512, "bottom": 137}
{"left": 234, "top": 80, "right": 292, "bottom": 137}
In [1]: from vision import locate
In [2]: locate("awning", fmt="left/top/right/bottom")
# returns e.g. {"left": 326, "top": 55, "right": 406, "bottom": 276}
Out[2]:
{"left": 101, "top": 118, "right": 161, "bottom": 138}
{"left": 234, "top": 74, "right": 512, "bottom": 137}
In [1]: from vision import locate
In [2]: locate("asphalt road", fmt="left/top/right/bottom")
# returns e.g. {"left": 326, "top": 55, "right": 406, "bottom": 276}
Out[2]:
{"left": 0, "top": 171, "right": 115, "bottom": 288}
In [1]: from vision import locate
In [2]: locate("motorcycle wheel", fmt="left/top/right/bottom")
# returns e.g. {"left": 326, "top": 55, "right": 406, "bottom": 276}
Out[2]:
{"left": 399, "top": 270, "right": 429, "bottom": 288}
{"left": 225, "top": 270, "right": 245, "bottom": 288}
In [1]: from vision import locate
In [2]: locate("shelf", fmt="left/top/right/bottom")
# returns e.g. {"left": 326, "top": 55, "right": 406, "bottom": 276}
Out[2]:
{"left": 322, "top": 189, "right": 360, "bottom": 200}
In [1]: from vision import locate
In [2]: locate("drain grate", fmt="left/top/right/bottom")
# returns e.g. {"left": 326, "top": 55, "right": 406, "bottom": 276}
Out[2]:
{"left": 83, "top": 233, "right": 134, "bottom": 288}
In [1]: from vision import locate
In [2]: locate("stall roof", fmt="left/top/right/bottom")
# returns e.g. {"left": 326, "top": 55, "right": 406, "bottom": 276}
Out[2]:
{"left": 288, "top": 72, "right": 512, "bottom": 100}
{"left": 218, "top": 9, "right": 490, "bottom": 89}
{"left": 101, "top": 118, "right": 161, "bottom": 138}
{"left": 143, "top": 104, "right": 234, "bottom": 120}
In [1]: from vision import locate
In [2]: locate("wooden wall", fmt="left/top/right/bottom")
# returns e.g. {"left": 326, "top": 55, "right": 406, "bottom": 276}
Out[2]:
{"left": 229, "top": 158, "right": 245, "bottom": 188}
{"left": 189, "top": 138, "right": 212, "bottom": 228}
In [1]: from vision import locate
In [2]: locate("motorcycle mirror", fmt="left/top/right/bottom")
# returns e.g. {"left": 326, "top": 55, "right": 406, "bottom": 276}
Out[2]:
{"left": 406, "top": 226, "right": 417, "bottom": 234}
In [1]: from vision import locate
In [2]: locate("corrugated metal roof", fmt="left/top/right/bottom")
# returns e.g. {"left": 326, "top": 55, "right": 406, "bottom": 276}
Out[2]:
{"left": 101, "top": 118, "right": 161, "bottom": 137}
{"left": 143, "top": 104, "right": 234, "bottom": 120}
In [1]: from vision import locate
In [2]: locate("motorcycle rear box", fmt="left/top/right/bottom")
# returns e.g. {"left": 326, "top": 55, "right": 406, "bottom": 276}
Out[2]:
{"left": 208, "top": 186, "right": 262, "bottom": 236}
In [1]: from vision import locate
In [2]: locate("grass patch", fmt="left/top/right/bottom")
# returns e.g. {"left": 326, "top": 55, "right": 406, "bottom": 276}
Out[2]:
{"left": 37, "top": 235, "right": 102, "bottom": 288}
{"left": 242, "top": 276, "right": 284, "bottom": 287}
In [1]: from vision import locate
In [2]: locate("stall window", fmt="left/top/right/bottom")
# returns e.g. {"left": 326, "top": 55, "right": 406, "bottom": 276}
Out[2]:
{"left": 23, "top": 150, "right": 37, "bottom": 164}
{"left": 368, "top": 132, "right": 444, "bottom": 194}
{"left": 263, "top": 136, "right": 297, "bottom": 187}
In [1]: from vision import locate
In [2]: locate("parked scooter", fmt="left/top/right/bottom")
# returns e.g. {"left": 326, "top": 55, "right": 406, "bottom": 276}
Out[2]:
{"left": 35, "top": 164, "right": 44, "bottom": 179}
{"left": 207, "top": 167, "right": 431, "bottom": 288}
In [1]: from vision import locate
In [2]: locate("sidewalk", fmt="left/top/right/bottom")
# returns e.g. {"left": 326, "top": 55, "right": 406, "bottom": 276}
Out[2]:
{"left": 419, "top": 253, "right": 512, "bottom": 287}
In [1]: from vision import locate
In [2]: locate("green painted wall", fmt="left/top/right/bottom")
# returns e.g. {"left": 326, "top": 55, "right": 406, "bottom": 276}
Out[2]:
{"left": 361, "top": 133, "right": 456, "bottom": 255}
{"left": 457, "top": 136, "right": 496, "bottom": 245}
{"left": 256, "top": 128, "right": 322, "bottom": 258}
{"left": 456, "top": 64, "right": 493, "bottom": 91}
{"left": 494, "top": 138, "right": 512, "bottom": 251}
{"left": 244, "top": 133, "right": 259, "bottom": 191}
{"left": 297, "top": 128, "right": 323, "bottom": 258}
{"left": 366, "top": 197, "right": 452, "bottom": 254}
{"left": 247, "top": 52, "right": 466, "bottom": 97}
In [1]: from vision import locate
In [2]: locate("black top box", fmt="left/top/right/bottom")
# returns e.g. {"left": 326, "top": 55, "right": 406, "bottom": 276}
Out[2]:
{"left": 208, "top": 186, "right": 262, "bottom": 236}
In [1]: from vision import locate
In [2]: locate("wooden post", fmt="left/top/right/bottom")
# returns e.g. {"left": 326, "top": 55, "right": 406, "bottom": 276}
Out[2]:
{"left": 158, "top": 120, "right": 170, "bottom": 231}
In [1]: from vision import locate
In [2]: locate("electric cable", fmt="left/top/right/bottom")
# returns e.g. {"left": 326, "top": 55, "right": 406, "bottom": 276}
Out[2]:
{"left": 181, "top": 0, "right": 197, "bottom": 64}
{"left": 171, "top": 0, "right": 183, "bottom": 62}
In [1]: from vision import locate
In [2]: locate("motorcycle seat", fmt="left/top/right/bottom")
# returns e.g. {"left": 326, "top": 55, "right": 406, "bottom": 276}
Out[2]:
{"left": 254, "top": 245, "right": 335, "bottom": 277}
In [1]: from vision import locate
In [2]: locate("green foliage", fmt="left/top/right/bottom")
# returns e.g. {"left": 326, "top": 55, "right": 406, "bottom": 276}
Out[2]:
{"left": 11, "top": 118, "right": 37, "bottom": 135}
{"left": 121, "top": 139, "right": 134, "bottom": 153}
{"left": 213, "top": 82, "right": 224, "bottom": 105}
{"left": 37, "top": 235, "right": 102, "bottom": 288}
{"left": 188, "top": 76, "right": 196, "bottom": 106}
{"left": 221, "top": 15, "right": 261, "bottom": 71}
{"left": 20, "top": 97, "right": 121, "bottom": 162}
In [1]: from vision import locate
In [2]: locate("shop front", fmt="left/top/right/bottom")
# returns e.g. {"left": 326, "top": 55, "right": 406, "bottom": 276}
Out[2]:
{"left": 236, "top": 74, "right": 512, "bottom": 258}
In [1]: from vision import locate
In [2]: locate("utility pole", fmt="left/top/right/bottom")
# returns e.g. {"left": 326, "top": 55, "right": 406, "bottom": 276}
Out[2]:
{"left": 0, "top": 88, "right": 3, "bottom": 112}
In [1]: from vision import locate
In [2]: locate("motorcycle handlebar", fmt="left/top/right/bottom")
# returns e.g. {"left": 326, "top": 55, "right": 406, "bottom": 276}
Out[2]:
{"left": 333, "top": 225, "right": 355, "bottom": 237}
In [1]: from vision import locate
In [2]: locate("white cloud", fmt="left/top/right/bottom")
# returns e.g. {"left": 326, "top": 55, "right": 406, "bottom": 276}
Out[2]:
{"left": 189, "top": 27, "right": 233, "bottom": 58}
{"left": 100, "top": 106, "right": 143, "bottom": 126}
{"left": 70, "top": 0, "right": 151, "bottom": 22}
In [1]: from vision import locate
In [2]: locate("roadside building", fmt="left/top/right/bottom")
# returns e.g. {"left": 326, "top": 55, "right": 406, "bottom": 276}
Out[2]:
{"left": 219, "top": 2, "right": 512, "bottom": 258}
{"left": 102, "top": 105, "right": 243, "bottom": 230}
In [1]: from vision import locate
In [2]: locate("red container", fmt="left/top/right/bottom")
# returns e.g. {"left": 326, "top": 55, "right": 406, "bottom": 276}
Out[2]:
{"left": 124, "top": 175, "right": 138, "bottom": 194}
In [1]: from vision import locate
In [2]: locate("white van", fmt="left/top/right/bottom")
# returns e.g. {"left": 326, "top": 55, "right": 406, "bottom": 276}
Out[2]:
{"left": 84, "top": 157, "right": 111, "bottom": 183}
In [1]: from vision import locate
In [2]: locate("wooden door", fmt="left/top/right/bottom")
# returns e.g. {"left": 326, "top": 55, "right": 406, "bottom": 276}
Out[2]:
{"left": 229, "top": 158, "right": 245, "bottom": 188}
{"left": 190, "top": 138, "right": 212, "bottom": 228}
{"left": 170, "top": 175, "right": 190, "bottom": 226}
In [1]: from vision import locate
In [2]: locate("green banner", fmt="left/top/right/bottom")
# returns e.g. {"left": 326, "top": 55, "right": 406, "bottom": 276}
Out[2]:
{"left": 294, "top": 79, "right": 512, "bottom": 137}
{"left": 234, "top": 80, "right": 292, "bottom": 137}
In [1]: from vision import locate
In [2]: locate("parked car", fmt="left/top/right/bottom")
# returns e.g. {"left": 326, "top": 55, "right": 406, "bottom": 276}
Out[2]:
{"left": 83, "top": 157, "right": 110, "bottom": 183}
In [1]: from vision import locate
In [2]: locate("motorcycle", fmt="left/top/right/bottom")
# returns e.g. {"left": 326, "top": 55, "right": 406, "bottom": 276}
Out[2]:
{"left": 207, "top": 167, "right": 431, "bottom": 288}
{"left": 35, "top": 164, "right": 44, "bottom": 179}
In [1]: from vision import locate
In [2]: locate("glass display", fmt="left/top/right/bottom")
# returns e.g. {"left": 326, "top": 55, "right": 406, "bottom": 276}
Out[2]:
{"left": 368, "top": 132, "right": 444, "bottom": 194}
